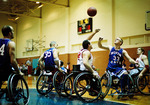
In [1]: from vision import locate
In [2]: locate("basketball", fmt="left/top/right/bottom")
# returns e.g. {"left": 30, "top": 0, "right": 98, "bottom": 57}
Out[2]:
{"left": 87, "top": 7, "right": 97, "bottom": 17}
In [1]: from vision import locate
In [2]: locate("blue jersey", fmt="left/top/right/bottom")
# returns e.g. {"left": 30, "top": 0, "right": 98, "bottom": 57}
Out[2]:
{"left": 0, "top": 39, "right": 12, "bottom": 71}
{"left": 107, "top": 47, "right": 124, "bottom": 73}
{"left": 44, "top": 48, "right": 56, "bottom": 70}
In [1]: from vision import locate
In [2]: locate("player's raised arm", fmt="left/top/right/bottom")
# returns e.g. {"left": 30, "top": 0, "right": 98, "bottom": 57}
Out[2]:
{"left": 98, "top": 37, "right": 110, "bottom": 50}
{"left": 86, "top": 29, "right": 100, "bottom": 40}
{"left": 123, "top": 50, "right": 137, "bottom": 64}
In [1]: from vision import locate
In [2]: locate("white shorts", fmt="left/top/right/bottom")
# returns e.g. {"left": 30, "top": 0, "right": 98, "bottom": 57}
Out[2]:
{"left": 108, "top": 69, "right": 127, "bottom": 78}
{"left": 130, "top": 67, "right": 144, "bottom": 75}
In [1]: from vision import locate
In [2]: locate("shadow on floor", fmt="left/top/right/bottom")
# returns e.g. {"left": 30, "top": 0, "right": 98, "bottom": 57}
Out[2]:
{"left": 0, "top": 89, "right": 129, "bottom": 105}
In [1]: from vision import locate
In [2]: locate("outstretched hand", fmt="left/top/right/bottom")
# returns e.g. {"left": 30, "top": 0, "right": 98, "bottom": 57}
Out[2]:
{"left": 95, "top": 29, "right": 100, "bottom": 33}
{"left": 99, "top": 37, "right": 103, "bottom": 41}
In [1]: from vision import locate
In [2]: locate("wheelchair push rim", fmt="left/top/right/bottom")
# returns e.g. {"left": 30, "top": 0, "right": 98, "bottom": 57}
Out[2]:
{"left": 73, "top": 72, "right": 101, "bottom": 102}
{"left": 8, "top": 74, "right": 29, "bottom": 105}
{"left": 36, "top": 72, "right": 53, "bottom": 95}
{"left": 63, "top": 73, "right": 77, "bottom": 97}
{"left": 53, "top": 71, "right": 68, "bottom": 97}
{"left": 99, "top": 72, "right": 111, "bottom": 99}
{"left": 136, "top": 74, "right": 150, "bottom": 95}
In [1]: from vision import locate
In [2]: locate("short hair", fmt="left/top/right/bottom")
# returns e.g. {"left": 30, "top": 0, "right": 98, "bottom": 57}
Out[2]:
{"left": 50, "top": 41, "right": 57, "bottom": 47}
{"left": 138, "top": 47, "right": 145, "bottom": 54}
{"left": 82, "top": 40, "right": 90, "bottom": 49}
{"left": 119, "top": 38, "right": 123, "bottom": 45}
{"left": 1, "top": 25, "right": 12, "bottom": 36}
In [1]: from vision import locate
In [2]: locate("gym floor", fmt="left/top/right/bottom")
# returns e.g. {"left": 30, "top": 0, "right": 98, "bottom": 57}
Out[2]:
{"left": 0, "top": 76, "right": 150, "bottom": 105}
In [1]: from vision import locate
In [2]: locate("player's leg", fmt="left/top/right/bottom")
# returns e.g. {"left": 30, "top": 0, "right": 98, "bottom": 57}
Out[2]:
{"left": 117, "top": 69, "right": 128, "bottom": 93}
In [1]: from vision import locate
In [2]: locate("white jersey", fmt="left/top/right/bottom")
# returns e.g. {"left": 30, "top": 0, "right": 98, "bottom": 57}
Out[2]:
{"left": 77, "top": 49, "right": 93, "bottom": 71}
{"left": 130, "top": 54, "right": 145, "bottom": 75}
{"left": 136, "top": 54, "right": 145, "bottom": 68}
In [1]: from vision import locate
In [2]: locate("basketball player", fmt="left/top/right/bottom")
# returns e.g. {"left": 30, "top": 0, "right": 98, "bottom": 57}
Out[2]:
{"left": 38, "top": 41, "right": 63, "bottom": 74}
{"left": 0, "top": 25, "right": 23, "bottom": 89}
{"left": 77, "top": 29, "right": 100, "bottom": 78}
{"left": 98, "top": 37, "right": 138, "bottom": 93}
{"left": 130, "top": 47, "right": 149, "bottom": 78}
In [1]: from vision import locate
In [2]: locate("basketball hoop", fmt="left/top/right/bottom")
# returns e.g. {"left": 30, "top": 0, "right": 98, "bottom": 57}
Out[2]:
{"left": 25, "top": 47, "right": 32, "bottom": 52}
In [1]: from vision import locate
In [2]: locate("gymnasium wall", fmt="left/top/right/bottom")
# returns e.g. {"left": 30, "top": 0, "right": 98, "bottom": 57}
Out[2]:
{"left": 115, "top": 0, "right": 150, "bottom": 37}
{"left": 0, "top": 14, "right": 17, "bottom": 45}
{"left": 58, "top": 46, "right": 150, "bottom": 76}
{"left": 12, "top": 0, "right": 150, "bottom": 74}
{"left": 14, "top": 0, "right": 150, "bottom": 59}
{"left": 16, "top": 16, "right": 41, "bottom": 58}
{"left": 0, "top": 0, "right": 150, "bottom": 75}
{"left": 16, "top": 46, "right": 150, "bottom": 76}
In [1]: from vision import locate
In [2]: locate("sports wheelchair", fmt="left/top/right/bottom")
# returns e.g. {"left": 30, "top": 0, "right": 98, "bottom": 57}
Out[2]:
{"left": 36, "top": 68, "right": 68, "bottom": 96}
{"left": 129, "top": 67, "right": 150, "bottom": 95}
{"left": 100, "top": 70, "right": 135, "bottom": 99}
{"left": 63, "top": 65, "right": 101, "bottom": 102}
{"left": 0, "top": 73, "right": 29, "bottom": 105}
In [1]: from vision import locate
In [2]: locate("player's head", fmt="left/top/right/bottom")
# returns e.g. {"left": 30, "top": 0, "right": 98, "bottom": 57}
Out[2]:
{"left": 137, "top": 47, "right": 145, "bottom": 55}
{"left": 82, "top": 40, "right": 92, "bottom": 50}
{"left": 2, "top": 25, "right": 14, "bottom": 39}
{"left": 114, "top": 37, "right": 123, "bottom": 46}
{"left": 50, "top": 41, "right": 58, "bottom": 48}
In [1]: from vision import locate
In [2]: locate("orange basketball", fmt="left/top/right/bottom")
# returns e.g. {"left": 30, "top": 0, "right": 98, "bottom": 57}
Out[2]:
{"left": 87, "top": 7, "right": 97, "bottom": 17}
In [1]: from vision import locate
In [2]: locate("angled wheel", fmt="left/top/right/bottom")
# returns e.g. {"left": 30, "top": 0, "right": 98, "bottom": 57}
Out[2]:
{"left": 53, "top": 71, "right": 67, "bottom": 96}
{"left": 99, "top": 72, "right": 111, "bottom": 99}
{"left": 8, "top": 74, "right": 29, "bottom": 105}
{"left": 63, "top": 73, "right": 76, "bottom": 97}
{"left": 120, "top": 74, "right": 135, "bottom": 98}
{"left": 36, "top": 72, "right": 53, "bottom": 95}
{"left": 74, "top": 72, "right": 101, "bottom": 102}
{"left": 136, "top": 73, "right": 150, "bottom": 95}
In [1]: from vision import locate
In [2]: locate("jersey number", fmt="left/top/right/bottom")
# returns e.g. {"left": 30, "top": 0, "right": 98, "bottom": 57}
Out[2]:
{"left": 0, "top": 44, "right": 5, "bottom": 56}
{"left": 45, "top": 51, "right": 51, "bottom": 58}
{"left": 113, "top": 56, "right": 120, "bottom": 63}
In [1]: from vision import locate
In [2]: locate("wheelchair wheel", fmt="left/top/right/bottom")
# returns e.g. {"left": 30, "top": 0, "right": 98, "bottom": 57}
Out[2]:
{"left": 120, "top": 74, "right": 135, "bottom": 98}
{"left": 99, "top": 72, "right": 111, "bottom": 99}
{"left": 136, "top": 73, "right": 150, "bottom": 95}
{"left": 8, "top": 74, "right": 29, "bottom": 105}
{"left": 63, "top": 73, "right": 76, "bottom": 97}
{"left": 53, "top": 71, "right": 67, "bottom": 96}
{"left": 36, "top": 72, "right": 53, "bottom": 95}
{"left": 74, "top": 72, "right": 101, "bottom": 102}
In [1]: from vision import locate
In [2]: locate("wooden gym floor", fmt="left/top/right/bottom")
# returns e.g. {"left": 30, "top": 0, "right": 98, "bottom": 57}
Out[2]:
{"left": 0, "top": 75, "right": 150, "bottom": 105}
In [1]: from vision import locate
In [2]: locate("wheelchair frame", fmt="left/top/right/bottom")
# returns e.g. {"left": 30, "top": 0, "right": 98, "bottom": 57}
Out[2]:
{"left": 100, "top": 70, "right": 135, "bottom": 99}
{"left": 53, "top": 71, "right": 68, "bottom": 96}
{"left": 36, "top": 69, "right": 67, "bottom": 96}
{"left": 100, "top": 68, "right": 150, "bottom": 99}
{"left": 63, "top": 65, "right": 102, "bottom": 102}
{"left": 0, "top": 73, "right": 29, "bottom": 105}
{"left": 131, "top": 67, "right": 150, "bottom": 95}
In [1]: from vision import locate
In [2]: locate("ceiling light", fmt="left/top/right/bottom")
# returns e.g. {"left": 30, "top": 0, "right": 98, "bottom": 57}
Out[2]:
{"left": 15, "top": 17, "right": 20, "bottom": 20}
{"left": 38, "top": 4, "right": 43, "bottom": 9}
{"left": 36, "top": 1, "right": 40, "bottom": 4}
{"left": 3, "top": 0, "right": 8, "bottom": 2}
